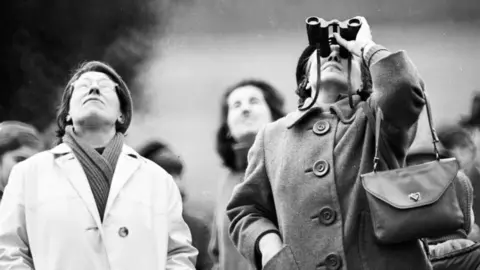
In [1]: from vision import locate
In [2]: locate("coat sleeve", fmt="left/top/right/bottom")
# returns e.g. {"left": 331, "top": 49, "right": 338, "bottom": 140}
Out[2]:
{"left": 165, "top": 175, "right": 198, "bottom": 270}
{"left": 0, "top": 163, "right": 34, "bottom": 269}
{"left": 368, "top": 48, "right": 425, "bottom": 131}
{"left": 226, "top": 127, "right": 280, "bottom": 269}
{"left": 364, "top": 47, "right": 425, "bottom": 161}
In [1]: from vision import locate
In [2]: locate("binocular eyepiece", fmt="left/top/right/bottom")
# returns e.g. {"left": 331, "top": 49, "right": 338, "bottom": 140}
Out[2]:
{"left": 305, "top": 16, "right": 361, "bottom": 58}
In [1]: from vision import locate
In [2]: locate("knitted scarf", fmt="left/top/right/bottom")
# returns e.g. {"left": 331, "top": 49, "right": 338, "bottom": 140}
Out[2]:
{"left": 63, "top": 126, "right": 124, "bottom": 221}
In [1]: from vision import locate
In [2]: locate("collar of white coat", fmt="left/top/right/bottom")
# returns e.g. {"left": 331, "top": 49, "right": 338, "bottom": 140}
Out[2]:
{"left": 50, "top": 143, "right": 140, "bottom": 159}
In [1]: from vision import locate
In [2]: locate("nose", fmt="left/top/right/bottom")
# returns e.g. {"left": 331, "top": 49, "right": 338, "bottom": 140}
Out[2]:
{"left": 89, "top": 87, "right": 100, "bottom": 95}
{"left": 326, "top": 45, "right": 340, "bottom": 63}
{"left": 240, "top": 103, "right": 251, "bottom": 116}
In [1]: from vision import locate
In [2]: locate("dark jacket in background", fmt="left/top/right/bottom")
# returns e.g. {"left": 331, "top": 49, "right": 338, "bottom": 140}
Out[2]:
{"left": 465, "top": 165, "right": 480, "bottom": 229}
{"left": 430, "top": 239, "right": 480, "bottom": 270}
{"left": 227, "top": 51, "right": 432, "bottom": 269}
{"left": 183, "top": 210, "right": 214, "bottom": 270}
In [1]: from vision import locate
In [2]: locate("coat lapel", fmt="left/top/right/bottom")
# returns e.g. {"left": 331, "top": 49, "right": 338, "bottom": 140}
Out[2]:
{"left": 104, "top": 145, "right": 141, "bottom": 219}
{"left": 52, "top": 144, "right": 103, "bottom": 229}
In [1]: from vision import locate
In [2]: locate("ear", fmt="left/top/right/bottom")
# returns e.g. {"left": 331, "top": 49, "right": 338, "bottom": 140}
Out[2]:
{"left": 118, "top": 115, "right": 125, "bottom": 124}
{"left": 306, "top": 81, "right": 312, "bottom": 90}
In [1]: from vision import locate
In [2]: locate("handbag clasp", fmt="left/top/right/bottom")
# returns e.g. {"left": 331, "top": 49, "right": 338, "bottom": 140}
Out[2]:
{"left": 408, "top": 192, "right": 421, "bottom": 202}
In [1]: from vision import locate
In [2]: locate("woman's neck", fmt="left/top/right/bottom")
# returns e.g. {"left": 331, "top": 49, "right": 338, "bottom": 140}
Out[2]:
{"left": 313, "top": 84, "right": 350, "bottom": 105}
{"left": 72, "top": 124, "right": 116, "bottom": 148}
{"left": 232, "top": 133, "right": 257, "bottom": 171}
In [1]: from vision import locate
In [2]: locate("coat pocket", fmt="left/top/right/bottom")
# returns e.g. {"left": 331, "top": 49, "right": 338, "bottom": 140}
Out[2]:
{"left": 263, "top": 245, "right": 299, "bottom": 270}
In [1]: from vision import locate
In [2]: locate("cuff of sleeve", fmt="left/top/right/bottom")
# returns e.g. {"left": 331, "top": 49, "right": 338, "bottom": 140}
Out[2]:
{"left": 254, "top": 229, "right": 281, "bottom": 270}
{"left": 364, "top": 44, "right": 389, "bottom": 68}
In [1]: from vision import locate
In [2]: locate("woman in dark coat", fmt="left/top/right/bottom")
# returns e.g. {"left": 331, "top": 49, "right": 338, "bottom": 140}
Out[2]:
{"left": 208, "top": 79, "right": 285, "bottom": 270}
{"left": 227, "top": 17, "right": 432, "bottom": 269}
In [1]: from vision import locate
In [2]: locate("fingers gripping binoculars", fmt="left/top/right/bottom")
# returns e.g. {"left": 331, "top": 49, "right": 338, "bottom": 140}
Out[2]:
{"left": 306, "top": 17, "right": 362, "bottom": 58}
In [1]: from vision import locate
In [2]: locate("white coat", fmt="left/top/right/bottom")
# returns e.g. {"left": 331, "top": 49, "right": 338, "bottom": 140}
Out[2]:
{"left": 0, "top": 143, "right": 197, "bottom": 270}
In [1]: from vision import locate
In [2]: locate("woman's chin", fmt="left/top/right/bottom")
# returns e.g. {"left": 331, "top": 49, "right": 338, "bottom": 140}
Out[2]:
{"left": 320, "top": 72, "right": 348, "bottom": 87}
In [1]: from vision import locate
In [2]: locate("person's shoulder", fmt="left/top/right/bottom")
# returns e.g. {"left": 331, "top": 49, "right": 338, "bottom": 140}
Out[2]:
{"left": 20, "top": 149, "right": 55, "bottom": 167}
{"left": 120, "top": 144, "right": 173, "bottom": 182}
{"left": 139, "top": 156, "right": 170, "bottom": 177}
{"left": 6, "top": 150, "right": 55, "bottom": 178}
{"left": 263, "top": 115, "right": 290, "bottom": 137}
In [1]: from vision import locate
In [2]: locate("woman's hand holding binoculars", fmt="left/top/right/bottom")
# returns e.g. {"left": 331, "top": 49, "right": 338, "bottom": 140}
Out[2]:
{"left": 333, "top": 16, "right": 374, "bottom": 60}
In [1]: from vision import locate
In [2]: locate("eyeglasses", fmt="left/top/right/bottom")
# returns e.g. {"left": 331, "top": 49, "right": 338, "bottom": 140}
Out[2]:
{"left": 72, "top": 79, "right": 118, "bottom": 94}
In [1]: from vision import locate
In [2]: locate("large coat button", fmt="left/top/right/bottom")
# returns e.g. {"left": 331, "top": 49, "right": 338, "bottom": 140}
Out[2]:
{"left": 313, "top": 159, "right": 330, "bottom": 177}
{"left": 325, "top": 253, "right": 342, "bottom": 270}
{"left": 319, "top": 207, "right": 336, "bottom": 225}
{"left": 313, "top": 120, "right": 330, "bottom": 135}
{"left": 118, "top": 227, "right": 129, "bottom": 237}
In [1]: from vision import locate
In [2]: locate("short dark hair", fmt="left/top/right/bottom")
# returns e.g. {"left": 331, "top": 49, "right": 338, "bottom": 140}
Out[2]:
{"left": 55, "top": 61, "right": 133, "bottom": 143}
{"left": 137, "top": 140, "right": 184, "bottom": 176}
{"left": 215, "top": 79, "right": 286, "bottom": 171}
{"left": 0, "top": 121, "right": 43, "bottom": 157}
{"left": 295, "top": 46, "right": 372, "bottom": 106}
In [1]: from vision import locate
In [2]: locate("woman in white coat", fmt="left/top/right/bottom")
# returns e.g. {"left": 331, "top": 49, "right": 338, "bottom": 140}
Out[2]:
{"left": 0, "top": 61, "right": 197, "bottom": 270}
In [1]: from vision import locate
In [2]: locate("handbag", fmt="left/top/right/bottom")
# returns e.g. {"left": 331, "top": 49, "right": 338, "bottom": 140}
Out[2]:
{"left": 360, "top": 89, "right": 464, "bottom": 244}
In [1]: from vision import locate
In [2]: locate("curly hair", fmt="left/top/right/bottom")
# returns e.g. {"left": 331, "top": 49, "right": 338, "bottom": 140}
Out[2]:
{"left": 215, "top": 79, "right": 286, "bottom": 172}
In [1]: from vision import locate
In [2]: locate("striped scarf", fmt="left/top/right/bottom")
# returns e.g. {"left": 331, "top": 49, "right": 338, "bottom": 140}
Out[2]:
{"left": 63, "top": 126, "right": 124, "bottom": 221}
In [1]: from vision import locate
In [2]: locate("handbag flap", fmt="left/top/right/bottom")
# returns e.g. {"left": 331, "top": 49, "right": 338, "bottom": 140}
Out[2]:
{"left": 361, "top": 158, "right": 459, "bottom": 209}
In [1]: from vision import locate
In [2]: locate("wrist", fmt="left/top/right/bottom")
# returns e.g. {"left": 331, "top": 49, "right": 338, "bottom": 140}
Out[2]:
{"left": 364, "top": 43, "right": 389, "bottom": 68}
{"left": 361, "top": 41, "right": 376, "bottom": 65}
{"left": 259, "top": 232, "right": 282, "bottom": 254}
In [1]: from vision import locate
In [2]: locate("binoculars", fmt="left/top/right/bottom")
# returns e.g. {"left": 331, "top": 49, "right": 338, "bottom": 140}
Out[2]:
{"left": 305, "top": 17, "right": 362, "bottom": 58}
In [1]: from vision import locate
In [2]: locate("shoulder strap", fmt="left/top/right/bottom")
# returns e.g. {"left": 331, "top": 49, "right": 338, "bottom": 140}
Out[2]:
{"left": 363, "top": 102, "right": 391, "bottom": 172}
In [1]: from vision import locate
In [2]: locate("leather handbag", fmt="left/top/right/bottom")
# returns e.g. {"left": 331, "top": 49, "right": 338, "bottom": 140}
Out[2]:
{"left": 360, "top": 89, "right": 464, "bottom": 244}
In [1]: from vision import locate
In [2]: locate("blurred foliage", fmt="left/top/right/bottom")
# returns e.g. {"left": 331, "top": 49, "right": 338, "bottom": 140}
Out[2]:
{"left": 0, "top": 0, "right": 191, "bottom": 131}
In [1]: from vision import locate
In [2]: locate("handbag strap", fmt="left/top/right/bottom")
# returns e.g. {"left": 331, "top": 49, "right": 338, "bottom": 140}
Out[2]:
{"left": 423, "top": 90, "right": 441, "bottom": 160}
{"left": 363, "top": 103, "right": 388, "bottom": 172}
{"left": 363, "top": 88, "right": 440, "bottom": 172}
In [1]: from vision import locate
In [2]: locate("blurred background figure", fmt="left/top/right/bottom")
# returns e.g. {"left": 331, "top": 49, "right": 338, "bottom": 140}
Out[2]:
{"left": 406, "top": 138, "right": 480, "bottom": 269}
{"left": 459, "top": 91, "right": 480, "bottom": 224}
{"left": 208, "top": 79, "right": 285, "bottom": 270}
{"left": 0, "top": 121, "right": 43, "bottom": 201}
{"left": 438, "top": 105, "right": 480, "bottom": 242}
{"left": 137, "top": 140, "right": 213, "bottom": 270}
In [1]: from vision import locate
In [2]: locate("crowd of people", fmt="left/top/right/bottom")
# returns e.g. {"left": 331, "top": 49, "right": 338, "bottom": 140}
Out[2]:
{"left": 0, "top": 16, "right": 479, "bottom": 270}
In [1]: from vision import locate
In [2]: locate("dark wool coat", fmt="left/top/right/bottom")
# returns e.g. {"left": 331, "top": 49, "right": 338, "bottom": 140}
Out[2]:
{"left": 227, "top": 51, "right": 433, "bottom": 270}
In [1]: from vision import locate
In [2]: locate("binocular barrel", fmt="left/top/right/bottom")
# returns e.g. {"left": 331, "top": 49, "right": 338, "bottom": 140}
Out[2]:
{"left": 305, "top": 16, "right": 362, "bottom": 58}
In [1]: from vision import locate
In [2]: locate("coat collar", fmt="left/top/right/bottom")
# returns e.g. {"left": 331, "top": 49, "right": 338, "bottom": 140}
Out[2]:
{"left": 50, "top": 143, "right": 140, "bottom": 159}
{"left": 51, "top": 143, "right": 141, "bottom": 228}
{"left": 285, "top": 94, "right": 363, "bottom": 129}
